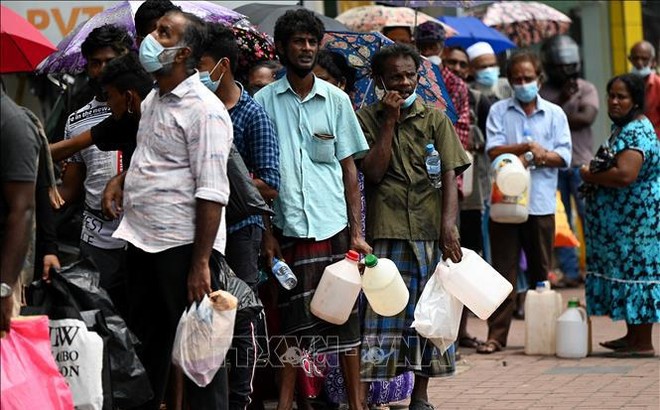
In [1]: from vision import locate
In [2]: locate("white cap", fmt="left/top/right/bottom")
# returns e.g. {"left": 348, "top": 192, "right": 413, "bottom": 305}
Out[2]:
{"left": 466, "top": 42, "right": 495, "bottom": 61}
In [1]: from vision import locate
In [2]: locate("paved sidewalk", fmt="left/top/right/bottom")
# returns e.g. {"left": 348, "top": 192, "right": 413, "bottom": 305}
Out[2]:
{"left": 425, "top": 287, "right": 660, "bottom": 409}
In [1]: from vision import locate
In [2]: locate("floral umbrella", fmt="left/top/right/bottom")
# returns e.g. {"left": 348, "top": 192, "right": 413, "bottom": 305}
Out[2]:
{"left": 322, "top": 31, "right": 457, "bottom": 123}
{"left": 475, "top": 1, "right": 571, "bottom": 47}
{"left": 335, "top": 5, "right": 456, "bottom": 36}
{"left": 36, "top": 0, "right": 273, "bottom": 75}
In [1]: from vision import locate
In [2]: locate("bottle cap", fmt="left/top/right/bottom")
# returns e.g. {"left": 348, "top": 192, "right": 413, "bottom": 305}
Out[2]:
{"left": 364, "top": 254, "right": 378, "bottom": 268}
{"left": 536, "top": 281, "right": 546, "bottom": 288}
{"left": 567, "top": 300, "right": 579, "bottom": 308}
{"left": 346, "top": 250, "right": 360, "bottom": 261}
{"left": 425, "top": 143, "right": 434, "bottom": 153}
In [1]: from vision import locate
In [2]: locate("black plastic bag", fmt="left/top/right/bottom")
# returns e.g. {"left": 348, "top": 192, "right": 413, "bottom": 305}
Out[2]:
{"left": 226, "top": 145, "right": 274, "bottom": 226}
{"left": 25, "top": 259, "right": 153, "bottom": 408}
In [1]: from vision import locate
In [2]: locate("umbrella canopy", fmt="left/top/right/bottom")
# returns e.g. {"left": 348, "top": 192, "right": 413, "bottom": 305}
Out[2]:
{"left": 376, "top": 0, "right": 479, "bottom": 7}
{"left": 36, "top": 0, "right": 262, "bottom": 74}
{"left": 440, "top": 16, "right": 516, "bottom": 54}
{"left": 322, "top": 31, "right": 457, "bottom": 123}
{"left": 234, "top": 3, "right": 349, "bottom": 36}
{"left": 0, "top": 5, "right": 57, "bottom": 73}
{"left": 478, "top": 1, "right": 571, "bottom": 47}
{"left": 336, "top": 5, "right": 456, "bottom": 36}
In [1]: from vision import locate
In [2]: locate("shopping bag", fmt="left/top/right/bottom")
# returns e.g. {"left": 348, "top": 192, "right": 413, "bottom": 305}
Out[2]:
{"left": 1, "top": 316, "right": 75, "bottom": 410}
{"left": 172, "top": 290, "right": 238, "bottom": 387}
{"left": 24, "top": 259, "right": 152, "bottom": 408}
{"left": 411, "top": 272, "right": 464, "bottom": 353}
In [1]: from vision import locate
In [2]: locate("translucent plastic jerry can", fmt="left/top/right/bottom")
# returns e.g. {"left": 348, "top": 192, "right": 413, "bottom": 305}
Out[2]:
{"left": 310, "top": 251, "right": 362, "bottom": 325}
{"left": 525, "top": 281, "right": 563, "bottom": 355}
{"left": 361, "top": 254, "right": 409, "bottom": 317}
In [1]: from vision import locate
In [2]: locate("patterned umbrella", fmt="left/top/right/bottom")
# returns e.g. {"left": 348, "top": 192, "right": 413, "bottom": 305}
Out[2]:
{"left": 336, "top": 5, "right": 457, "bottom": 36}
{"left": 376, "top": 0, "right": 481, "bottom": 7}
{"left": 322, "top": 31, "right": 457, "bottom": 123}
{"left": 36, "top": 0, "right": 273, "bottom": 75}
{"left": 476, "top": 1, "right": 571, "bottom": 47}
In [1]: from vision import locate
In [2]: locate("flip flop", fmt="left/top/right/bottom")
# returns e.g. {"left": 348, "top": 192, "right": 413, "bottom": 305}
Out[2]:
{"left": 476, "top": 339, "right": 503, "bottom": 354}
{"left": 459, "top": 336, "right": 485, "bottom": 348}
{"left": 604, "top": 348, "right": 655, "bottom": 358}
{"left": 599, "top": 338, "right": 628, "bottom": 350}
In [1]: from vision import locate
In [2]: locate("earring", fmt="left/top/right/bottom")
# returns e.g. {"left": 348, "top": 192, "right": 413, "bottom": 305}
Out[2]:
{"left": 128, "top": 106, "right": 133, "bottom": 114}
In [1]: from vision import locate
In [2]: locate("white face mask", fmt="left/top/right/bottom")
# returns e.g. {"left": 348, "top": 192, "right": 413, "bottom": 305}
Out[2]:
{"left": 631, "top": 65, "right": 653, "bottom": 77}
{"left": 427, "top": 55, "right": 442, "bottom": 66}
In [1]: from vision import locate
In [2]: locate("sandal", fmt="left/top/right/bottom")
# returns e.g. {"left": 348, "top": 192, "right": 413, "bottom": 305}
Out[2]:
{"left": 604, "top": 348, "right": 655, "bottom": 358}
{"left": 409, "top": 399, "right": 434, "bottom": 410}
{"left": 599, "top": 337, "right": 629, "bottom": 350}
{"left": 458, "top": 336, "right": 485, "bottom": 348}
{"left": 476, "top": 339, "right": 503, "bottom": 354}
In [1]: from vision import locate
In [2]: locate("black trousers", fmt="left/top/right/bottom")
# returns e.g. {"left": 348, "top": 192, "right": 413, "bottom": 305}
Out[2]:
{"left": 225, "top": 224, "right": 263, "bottom": 290}
{"left": 126, "top": 244, "right": 228, "bottom": 410}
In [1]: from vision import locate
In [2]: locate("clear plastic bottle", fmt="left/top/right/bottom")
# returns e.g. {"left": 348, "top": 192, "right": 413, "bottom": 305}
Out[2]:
{"left": 425, "top": 143, "right": 442, "bottom": 189}
{"left": 272, "top": 258, "right": 297, "bottom": 290}
{"left": 523, "top": 129, "right": 536, "bottom": 170}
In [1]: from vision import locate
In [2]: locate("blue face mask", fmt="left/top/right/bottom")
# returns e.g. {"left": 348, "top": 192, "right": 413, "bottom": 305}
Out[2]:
{"left": 139, "top": 34, "right": 183, "bottom": 73}
{"left": 475, "top": 66, "right": 499, "bottom": 87}
{"left": 513, "top": 81, "right": 539, "bottom": 103}
{"left": 199, "top": 59, "right": 225, "bottom": 93}
{"left": 401, "top": 89, "right": 417, "bottom": 108}
{"left": 631, "top": 65, "right": 652, "bottom": 77}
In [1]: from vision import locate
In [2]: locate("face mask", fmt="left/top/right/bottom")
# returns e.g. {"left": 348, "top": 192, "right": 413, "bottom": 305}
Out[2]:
{"left": 475, "top": 67, "right": 499, "bottom": 87}
{"left": 199, "top": 59, "right": 225, "bottom": 93}
{"left": 139, "top": 34, "right": 183, "bottom": 73}
{"left": 88, "top": 77, "right": 105, "bottom": 100}
{"left": 631, "top": 65, "right": 652, "bottom": 77}
{"left": 380, "top": 79, "right": 417, "bottom": 108}
{"left": 513, "top": 81, "right": 539, "bottom": 103}
{"left": 427, "top": 55, "right": 442, "bottom": 66}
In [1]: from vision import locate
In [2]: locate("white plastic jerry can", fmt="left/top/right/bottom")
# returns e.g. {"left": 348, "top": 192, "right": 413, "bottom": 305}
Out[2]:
{"left": 524, "top": 281, "right": 563, "bottom": 355}
{"left": 556, "top": 299, "right": 589, "bottom": 359}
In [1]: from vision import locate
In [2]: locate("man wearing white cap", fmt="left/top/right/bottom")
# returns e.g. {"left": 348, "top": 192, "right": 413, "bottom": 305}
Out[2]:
{"left": 467, "top": 41, "right": 512, "bottom": 100}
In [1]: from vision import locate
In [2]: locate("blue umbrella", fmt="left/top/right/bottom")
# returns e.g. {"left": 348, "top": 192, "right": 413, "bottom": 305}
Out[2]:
{"left": 322, "top": 31, "right": 457, "bottom": 123}
{"left": 439, "top": 16, "right": 516, "bottom": 54}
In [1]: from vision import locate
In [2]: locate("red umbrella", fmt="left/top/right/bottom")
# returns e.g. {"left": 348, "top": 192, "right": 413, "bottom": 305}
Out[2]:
{"left": 1, "top": 5, "right": 56, "bottom": 73}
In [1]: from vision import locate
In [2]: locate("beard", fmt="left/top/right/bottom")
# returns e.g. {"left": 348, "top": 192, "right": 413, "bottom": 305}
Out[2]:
{"left": 279, "top": 53, "right": 317, "bottom": 79}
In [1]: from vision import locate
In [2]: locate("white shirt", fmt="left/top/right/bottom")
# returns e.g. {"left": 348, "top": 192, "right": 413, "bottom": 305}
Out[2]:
{"left": 113, "top": 73, "right": 233, "bottom": 253}
{"left": 65, "top": 98, "right": 125, "bottom": 249}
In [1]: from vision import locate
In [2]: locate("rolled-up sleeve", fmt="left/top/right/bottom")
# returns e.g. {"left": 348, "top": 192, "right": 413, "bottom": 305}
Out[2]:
{"left": 188, "top": 110, "right": 233, "bottom": 205}
{"left": 552, "top": 109, "right": 572, "bottom": 168}
{"left": 247, "top": 108, "right": 280, "bottom": 191}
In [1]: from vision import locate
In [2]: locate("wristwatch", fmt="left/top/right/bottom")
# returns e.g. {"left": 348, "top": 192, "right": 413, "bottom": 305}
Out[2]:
{"left": 0, "top": 283, "right": 12, "bottom": 298}
{"left": 523, "top": 151, "right": 535, "bottom": 164}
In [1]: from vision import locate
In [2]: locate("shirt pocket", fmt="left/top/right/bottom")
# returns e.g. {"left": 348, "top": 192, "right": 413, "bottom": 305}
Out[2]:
{"left": 307, "top": 133, "right": 336, "bottom": 164}
{"left": 151, "top": 121, "right": 184, "bottom": 154}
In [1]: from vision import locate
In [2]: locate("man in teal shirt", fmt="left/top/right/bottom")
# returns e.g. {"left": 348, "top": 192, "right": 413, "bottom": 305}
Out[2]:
{"left": 254, "top": 9, "right": 371, "bottom": 410}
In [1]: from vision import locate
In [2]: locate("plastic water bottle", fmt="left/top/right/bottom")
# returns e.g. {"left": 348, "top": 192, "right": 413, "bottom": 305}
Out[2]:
{"left": 272, "top": 258, "right": 297, "bottom": 290}
{"left": 523, "top": 129, "right": 536, "bottom": 170}
{"left": 425, "top": 143, "right": 442, "bottom": 188}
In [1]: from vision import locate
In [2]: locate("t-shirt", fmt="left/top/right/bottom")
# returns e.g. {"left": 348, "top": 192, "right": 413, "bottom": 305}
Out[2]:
{"left": 540, "top": 79, "right": 599, "bottom": 166}
{"left": 0, "top": 91, "right": 40, "bottom": 240}
{"left": 64, "top": 98, "right": 124, "bottom": 249}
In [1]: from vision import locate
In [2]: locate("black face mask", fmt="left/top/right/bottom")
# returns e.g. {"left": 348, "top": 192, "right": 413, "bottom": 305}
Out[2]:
{"left": 88, "top": 78, "right": 106, "bottom": 100}
{"left": 608, "top": 107, "right": 639, "bottom": 127}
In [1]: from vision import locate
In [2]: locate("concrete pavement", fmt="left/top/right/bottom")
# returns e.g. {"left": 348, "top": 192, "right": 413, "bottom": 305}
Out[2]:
{"left": 424, "top": 287, "right": 660, "bottom": 409}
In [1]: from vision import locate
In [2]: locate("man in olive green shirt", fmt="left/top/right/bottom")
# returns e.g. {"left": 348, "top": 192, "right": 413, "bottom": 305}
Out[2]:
{"left": 357, "top": 44, "right": 470, "bottom": 410}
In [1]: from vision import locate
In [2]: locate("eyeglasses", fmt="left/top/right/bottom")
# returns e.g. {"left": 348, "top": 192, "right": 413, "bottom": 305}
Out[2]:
{"left": 445, "top": 59, "right": 468, "bottom": 69}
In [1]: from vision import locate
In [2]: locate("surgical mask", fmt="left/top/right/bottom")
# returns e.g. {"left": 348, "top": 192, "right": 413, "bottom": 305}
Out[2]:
{"left": 380, "top": 79, "right": 417, "bottom": 108}
{"left": 631, "top": 65, "right": 652, "bottom": 77}
{"left": 199, "top": 59, "right": 225, "bottom": 93}
{"left": 427, "top": 55, "right": 442, "bottom": 66}
{"left": 513, "top": 81, "right": 539, "bottom": 103}
{"left": 475, "top": 66, "right": 499, "bottom": 87}
{"left": 139, "top": 34, "right": 183, "bottom": 73}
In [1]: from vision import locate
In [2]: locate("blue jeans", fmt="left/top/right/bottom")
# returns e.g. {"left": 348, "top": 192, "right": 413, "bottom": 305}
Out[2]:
{"left": 556, "top": 167, "right": 585, "bottom": 280}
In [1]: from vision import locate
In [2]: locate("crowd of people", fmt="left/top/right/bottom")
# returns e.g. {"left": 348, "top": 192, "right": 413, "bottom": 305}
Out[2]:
{"left": 1, "top": 1, "right": 659, "bottom": 409}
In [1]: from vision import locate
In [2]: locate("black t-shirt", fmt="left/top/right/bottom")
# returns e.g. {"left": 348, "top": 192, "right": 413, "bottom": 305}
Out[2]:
{"left": 90, "top": 114, "right": 139, "bottom": 170}
{"left": 0, "top": 92, "right": 40, "bottom": 239}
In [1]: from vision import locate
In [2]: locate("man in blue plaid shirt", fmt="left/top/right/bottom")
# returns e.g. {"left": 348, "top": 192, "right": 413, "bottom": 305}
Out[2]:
{"left": 198, "top": 23, "right": 279, "bottom": 409}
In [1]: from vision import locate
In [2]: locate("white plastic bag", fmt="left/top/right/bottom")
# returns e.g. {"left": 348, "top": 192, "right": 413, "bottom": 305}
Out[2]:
{"left": 172, "top": 290, "right": 238, "bottom": 387}
{"left": 49, "top": 317, "right": 104, "bottom": 410}
{"left": 411, "top": 272, "right": 463, "bottom": 354}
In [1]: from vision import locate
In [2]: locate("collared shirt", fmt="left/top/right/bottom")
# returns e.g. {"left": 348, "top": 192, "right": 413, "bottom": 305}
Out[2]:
{"left": 540, "top": 79, "right": 599, "bottom": 166}
{"left": 254, "top": 75, "right": 369, "bottom": 240}
{"left": 644, "top": 72, "right": 660, "bottom": 138}
{"left": 227, "top": 82, "right": 279, "bottom": 234}
{"left": 486, "top": 95, "right": 572, "bottom": 215}
{"left": 357, "top": 99, "right": 471, "bottom": 241}
{"left": 113, "top": 72, "right": 233, "bottom": 253}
